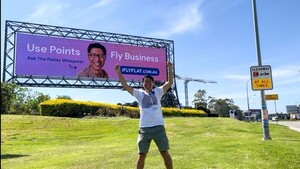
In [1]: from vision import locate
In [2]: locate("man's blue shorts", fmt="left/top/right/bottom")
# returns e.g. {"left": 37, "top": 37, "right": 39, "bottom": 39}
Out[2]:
{"left": 137, "top": 125, "right": 170, "bottom": 154}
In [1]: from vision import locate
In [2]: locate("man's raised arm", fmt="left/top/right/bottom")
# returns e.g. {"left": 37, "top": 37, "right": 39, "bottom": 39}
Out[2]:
{"left": 162, "top": 62, "right": 174, "bottom": 93}
{"left": 115, "top": 64, "right": 133, "bottom": 95}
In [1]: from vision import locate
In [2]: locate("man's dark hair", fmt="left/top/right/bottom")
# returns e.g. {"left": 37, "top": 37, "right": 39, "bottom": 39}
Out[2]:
{"left": 87, "top": 43, "right": 106, "bottom": 55}
{"left": 142, "top": 75, "right": 154, "bottom": 82}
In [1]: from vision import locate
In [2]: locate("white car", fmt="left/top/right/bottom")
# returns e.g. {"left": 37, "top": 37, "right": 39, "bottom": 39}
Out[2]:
{"left": 272, "top": 116, "right": 278, "bottom": 121}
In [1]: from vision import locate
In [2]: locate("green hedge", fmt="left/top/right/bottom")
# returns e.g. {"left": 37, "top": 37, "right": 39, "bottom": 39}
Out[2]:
{"left": 162, "top": 107, "right": 207, "bottom": 117}
{"left": 40, "top": 99, "right": 206, "bottom": 118}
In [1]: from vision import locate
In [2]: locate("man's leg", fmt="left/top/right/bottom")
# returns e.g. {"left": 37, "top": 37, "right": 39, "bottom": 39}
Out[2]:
{"left": 137, "top": 153, "right": 147, "bottom": 169}
{"left": 153, "top": 126, "right": 172, "bottom": 168}
{"left": 137, "top": 127, "right": 151, "bottom": 169}
{"left": 160, "top": 151, "right": 173, "bottom": 169}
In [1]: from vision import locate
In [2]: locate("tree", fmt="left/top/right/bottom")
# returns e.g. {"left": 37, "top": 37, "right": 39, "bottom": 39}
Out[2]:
{"left": 122, "top": 101, "right": 139, "bottom": 107}
{"left": 1, "top": 82, "right": 20, "bottom": 114}
{"left": 56, "top": 95, "right": 72, "bottom": 100}
{"left": 29, "top": 92, "right": 51, "bottom": 114}
{"left": 208, "top": 98, "right": 241, "bottom": 117}
{"left": 13, "top": 88, "right": 51, "bottom": 114}
{"left": 1, "top": 82, "right": 50, "bottom": 114}
{"left": 192, "top": 89, "right": 207, "bottom": 108}
{"left": 132, "top": 101, "right": 138, "bottom": 107}
{"left": 161, "top": 90, "right": 179, "bottom": 107}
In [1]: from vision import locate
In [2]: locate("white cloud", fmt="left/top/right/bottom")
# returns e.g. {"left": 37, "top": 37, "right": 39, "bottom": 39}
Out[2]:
{"left": 28, "top": 1, "right": 70, "bottom": 25}
{"left": 275, "top": 76, "right": 300, "bottom": 85}
{"left": 223, "top": 75, "right": 249, "bottom": 81}
{"left": 93, "top": 0, "right": 115, "bottom": 8}
{"left": 149, "top": 0, "right": 203, "bottom": 38}
{"left": 169, "top": 3, "right": 202, "bottom": 33}
{"left": 272, "top": 65, "right": 300, "bottom": 78}
{"left": 272, "top": 65, "right": 300, "bottom": 85}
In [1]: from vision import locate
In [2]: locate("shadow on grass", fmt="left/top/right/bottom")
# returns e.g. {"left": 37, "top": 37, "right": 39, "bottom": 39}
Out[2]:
{"left": 1, "top": 154, "right": 29, "bottom": 159}
{"left": 278, "top": 139, "right": 300, "bottom": 142}
{"left": 228, "top": 128, "right": 260, "bottom": 134}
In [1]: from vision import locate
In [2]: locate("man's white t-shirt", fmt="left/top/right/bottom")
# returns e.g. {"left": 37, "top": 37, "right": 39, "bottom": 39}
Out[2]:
{"left": 133, "top": 87, "right": 164, "bottom": 128}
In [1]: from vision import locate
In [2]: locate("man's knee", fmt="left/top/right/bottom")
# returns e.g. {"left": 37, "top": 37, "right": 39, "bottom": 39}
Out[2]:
{"left": 160, "top": 151, "right": 173, "bottom": 169}
{"left": 137, "top": 153, "right": 147, "bottom": 169}
{"left": 138, "top": 153, "right": 147, "bottom": 160}
{"left": 160, "top": 151, "right": 171, "bottom": 159}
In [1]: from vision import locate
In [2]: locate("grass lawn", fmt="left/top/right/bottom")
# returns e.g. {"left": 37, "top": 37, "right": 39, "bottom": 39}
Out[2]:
{"left": 1, "top": 115, "right": 300, "bottom": 169}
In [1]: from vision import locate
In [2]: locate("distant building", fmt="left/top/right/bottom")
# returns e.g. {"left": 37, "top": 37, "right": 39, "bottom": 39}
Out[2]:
{"left": 286, "top": 105, "right": 300, "bottom": 120}
{"left": 242, "top": 109, "right": 261, "bottom": 122}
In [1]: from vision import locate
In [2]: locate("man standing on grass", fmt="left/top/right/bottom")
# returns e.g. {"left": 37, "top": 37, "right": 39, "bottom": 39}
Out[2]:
{"left": 115, "top": 62, "right": 173, "bottom": 169}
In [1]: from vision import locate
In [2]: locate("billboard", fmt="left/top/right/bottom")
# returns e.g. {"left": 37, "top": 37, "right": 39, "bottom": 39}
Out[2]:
{"left": 15, "top": 33, "right": 167, "bottom": 81}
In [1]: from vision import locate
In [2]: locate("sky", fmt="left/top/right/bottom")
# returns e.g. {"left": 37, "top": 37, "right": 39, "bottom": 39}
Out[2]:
{"left": 1, "top": 0, "right": 300, "bottom": 114}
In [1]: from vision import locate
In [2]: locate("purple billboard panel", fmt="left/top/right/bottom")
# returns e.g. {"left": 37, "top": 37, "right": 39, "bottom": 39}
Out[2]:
{"left": 15, "top": 33, "right": 167, "bottom": 81}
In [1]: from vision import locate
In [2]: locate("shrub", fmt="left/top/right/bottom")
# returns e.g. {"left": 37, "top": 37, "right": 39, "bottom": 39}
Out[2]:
{"left": 40, "top": 99, "right": 99, "bottom": 117}
{"left": 40, "top": 99, "right": 139, "bottom": 118}
{"left": 162, "top": 108, "right": 206, "bottom": 117}
{"left": 122, "top": 106, "right": 140, "bottom": 118}
{"left": 40, "top": 99, "right": 206, "bottom": 118}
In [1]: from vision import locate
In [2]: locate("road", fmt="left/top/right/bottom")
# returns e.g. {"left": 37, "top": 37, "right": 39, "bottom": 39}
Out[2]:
{"left": 271, "top": 120, "right": 300, "bottom": 132}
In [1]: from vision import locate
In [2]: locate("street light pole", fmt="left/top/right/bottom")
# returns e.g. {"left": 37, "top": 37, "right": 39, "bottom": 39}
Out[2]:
{"left": 246, "top": 79, "right": 251, "bottom": 122}
{"left": 252, "top": 0, "right": 271, "bottom": 140}
{"left": 246, "top": 79, "right": 250, "bottom": 111}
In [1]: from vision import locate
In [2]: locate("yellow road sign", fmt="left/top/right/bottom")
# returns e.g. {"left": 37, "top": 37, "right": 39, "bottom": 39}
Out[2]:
{"left": 252, "top": 78, "right": 273, "bottom": 90}
{"left": 250, "top": 65, "right": 273, "bottom": 91}
{"left": 265, "top": 94, "right": 278, "bottom": 100}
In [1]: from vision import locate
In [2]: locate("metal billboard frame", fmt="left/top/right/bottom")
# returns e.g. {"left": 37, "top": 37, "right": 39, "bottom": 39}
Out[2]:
{"left": 2, "top": 20, "right": 180, "bottom": 106}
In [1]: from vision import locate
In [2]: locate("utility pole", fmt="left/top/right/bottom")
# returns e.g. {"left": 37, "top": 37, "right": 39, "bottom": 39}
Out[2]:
{"left": 252, "top": 0, "right": 271, "bottom": 140}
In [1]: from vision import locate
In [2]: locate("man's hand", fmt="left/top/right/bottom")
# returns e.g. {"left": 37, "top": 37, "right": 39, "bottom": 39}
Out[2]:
{"left": 167, "top": 62, "right": 173, "bottom": 70}
{"left": 162, "top": 61, "right": 174, "bottom": 93}
{"left": 115, "top": 64, "right": 120, "bottom": 72}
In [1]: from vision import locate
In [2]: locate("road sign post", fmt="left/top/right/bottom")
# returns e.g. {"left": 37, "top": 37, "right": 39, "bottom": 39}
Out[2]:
{"left": 250, "top": 65, "right": 273, "bottom": 140}
{"left": 252, "top": 0, "right": 272, "bottom": 140}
